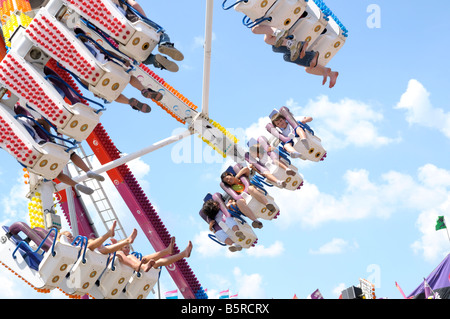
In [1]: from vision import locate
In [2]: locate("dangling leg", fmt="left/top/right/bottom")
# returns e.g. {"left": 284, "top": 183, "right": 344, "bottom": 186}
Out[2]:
{"left": 283, "top": 143, "right": 305, "bottom": 159}
{"left": 235, "top": 198, "right": 263, "bottom": 229}
{"left": 56, "top": 172, "right": 94, "bottom": 195}
{"left": 251, "top": 25, "right": 290, "bottom": 47}
{"left": 127, "top": 0, "right": 147, "bottom": 17}
{"left": 247, "top": 185, "right": 268, "bottom": 205}
{"left": 70, "top": 153, "right": 105, "bottom": 182}
{"left": 128, "top": 76, "right": 163, "bottom": 101}
{"left": 305, "top": 61, "right": 339, "bottom": 88}
{"left": 116, "top": 94, "right": 152, "bottom": 113}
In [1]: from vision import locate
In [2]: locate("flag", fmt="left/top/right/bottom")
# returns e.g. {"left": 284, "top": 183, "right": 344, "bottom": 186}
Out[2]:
{"left": 230, "top": 293, "right": 239, "bottom": 299}
{"left": 424, "top": 279, "right": 434, "bottom": 299}
{"left": 436, "top": 216, "right": 447, "bottom": 231}
{"left": 219, "top": 289, "right": 229, "bottom": 299}
{"left": 423, "top": 278, "right": 441, "bottom": 299}
{"left": 395, "top": 282, "right": 409, "bottom": 299}
{"left": 165, "top": 289, "right": 178, "bottom": 299}
{"left": 307, "top": 289, "right": 324, "bottom": 299}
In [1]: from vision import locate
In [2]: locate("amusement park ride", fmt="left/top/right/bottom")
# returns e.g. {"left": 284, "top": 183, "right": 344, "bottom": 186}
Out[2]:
{"left": 0, "top": 0, "right": 346, "bottom": 299}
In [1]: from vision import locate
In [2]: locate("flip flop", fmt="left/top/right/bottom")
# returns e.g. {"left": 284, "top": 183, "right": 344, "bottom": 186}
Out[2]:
{"left": 141, "top": 88, "right": 163, "bottom": 101}
{"left": 129, "top": 98, "right": 151, "bottom": 113}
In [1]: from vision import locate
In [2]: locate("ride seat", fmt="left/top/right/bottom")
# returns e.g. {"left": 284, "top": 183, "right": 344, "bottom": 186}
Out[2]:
{"left": 38, "top": 235, "right": 81, "bottom": 290}
{"left": 124, "top": 267, "right": 160, "bottom": 299}
{"left": 96, "top": 255, "right": 134, "bottom": 299}
{"left": 0, "top": 103, "right": 70, "bottom": 180}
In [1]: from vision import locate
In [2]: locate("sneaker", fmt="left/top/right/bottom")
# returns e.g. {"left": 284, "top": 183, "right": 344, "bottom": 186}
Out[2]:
{"left": 154, "top": 54, "right": 179, "bottom": 72}
{"left": 229, "top": 244, "right": 242, "bottom": 252}
{"left": 301, "top": 138, "right": 310, "bottom": 150}
{"left": 251, "top": 220, "right": 264, "bottom": 229}
{"left": 87, "top": 171, "right": 105, "bottom": 182}
{"left": 286, "top": 169, "right": 296, "bottom": 176}
{"left": 290, "top": 151, "right": 305, "bottom": 159}
{"left": 266, "top": 203, "right": 277, "bottom": 213}
{"left": 75, "top": 184, "right": 94, "bottom": 195}
{"left": 288, "top": 40, "right": 303, "bottom": 61}
{"left": 276, "top": 180, "right": 287, "bottom": 188}
{"left": 235, "top": 231, "right": 246, "bottom": 241}
{"left": 158, "top": 42, "right": 184, "bottom": 61}
{"left": 287, "top": 132, "right": 296, "bottom": 140}
{"left": 273, "top": 29, "right": 289, "bottom": 47}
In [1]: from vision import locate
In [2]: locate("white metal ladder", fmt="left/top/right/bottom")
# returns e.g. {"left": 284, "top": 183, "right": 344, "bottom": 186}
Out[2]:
{"left": 68, "top": 143, "right": 131, "bottom": 246}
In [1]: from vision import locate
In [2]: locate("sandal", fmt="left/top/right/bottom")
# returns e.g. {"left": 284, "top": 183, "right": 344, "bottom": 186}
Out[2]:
{"left": 141, "top": 88, "right": 163, "bottom": 101}
{"left": 129, "top": 98, "right": 151, "bottom": 113}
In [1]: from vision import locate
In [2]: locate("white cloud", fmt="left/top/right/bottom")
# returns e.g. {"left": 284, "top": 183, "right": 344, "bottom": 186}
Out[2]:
{"left": 411, "top": 200, "right": 450, "bottom": 263}
{"left": 246, "top": 240, "right": 284, "bottom": 257}
{"left": 193, "top": 32, "right": 217, "bottom": 49}
{"left": 233, "top": 267, "right": 265, "bottom": 299}
{"left": 243, "top": 95, "right": 400, "bottom": 162}
{"left": 332, "top": 283, "right": 347, "bottom": 298}
{"left": 270, "top": 164, "right": 450, "bottom": 234}
{"left": 309, "top": 238, "right": 358, "bottom": 255}
{"left": 0, "top": 269, "right": 25, "bottom": 298}
{"left": 285, "top": 95, "right": 400, "bottom": 150}
{"left": 194, "top": 230, "right": 227, "bottom": 258}
{"left": 395, "top": 79, "right": 450, "bottom": 139}
{"left": 1, "top": 172, "right": 29, "bottom": 225}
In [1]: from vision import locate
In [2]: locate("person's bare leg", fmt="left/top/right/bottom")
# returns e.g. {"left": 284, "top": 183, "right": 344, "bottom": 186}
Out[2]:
{"left": 97, "top": 229, "right": 138, "bottom": 254}
{"left": 143, "top": 241, "right": 193, "bottom": 271}
{"left": 116, "top": 251, "right": 142, "bottom": 272}
{"left": 251, "top": 25, "right": 277, "bottom": 45}
{"left": 299, "top": 41, "right": 308, "bottom": 59}
{"left": 70, "top": 153, "right": 90, "bottom": 173}
{"left": 301, "top": 116, "right": 313, "bottom": 124}
{"left": 305, "top": 65, "right": 339, "bottom": 88}
{"left": 127, "top": 0, "right": 147, "bottom": 17}
{"left": 56, "top": 172, "right": 77, "bottom": 187}
{"left": 115, "top": 94, "right": 131, "bottom": 105}
{"left": 235, "top": 198, "right": 258, "bottom": 221}
{"left": 247, "top": 186, "right": 269, "bottom": 205}
{"left": 140, "top": 237, "right": 176, "bottom": 264}
{"left": 283, "top": 143, "right": 304, "bottom": 159}
{"left": 129, "top": 75, "right": 146, "bottom": 92}
{"left": 87, "top": 221, "right": 116, "bottom": 250}
{"left": 271, "top": 157, "right": 289, "bottom": 171}
{"left": 295, "top": 126, "right": 307, "bottom": 140}
{"left": 70, "top": 153, "right": 105, "bottom": 181}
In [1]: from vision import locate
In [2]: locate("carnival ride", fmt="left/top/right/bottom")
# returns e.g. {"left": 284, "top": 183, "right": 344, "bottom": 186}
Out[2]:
{"left": 0, "top": 0, "right": 346, "bottom": 299}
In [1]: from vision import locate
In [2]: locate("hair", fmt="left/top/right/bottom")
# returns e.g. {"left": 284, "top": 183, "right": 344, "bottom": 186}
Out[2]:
{"left": 202, "top": 200, "right": 220, "bottom": 220}
{"left": 220, "top": 171, "right": 234, "bottom": 186}
{"left": 57, "top": 230, "right": 72, "bottom": 241}
{"left": 270, "top": 112, "right": 286, "bottom": 127}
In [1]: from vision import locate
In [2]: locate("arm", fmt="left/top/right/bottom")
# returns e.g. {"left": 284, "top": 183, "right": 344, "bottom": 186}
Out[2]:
{"left": 235, "top": 167, "right": 250, "bottom": 179}
{"left": 127, "top": 0, "right": 147, "bottom": 17}
{"left": 265, "top": 123, "right": 293, "bottom": 143}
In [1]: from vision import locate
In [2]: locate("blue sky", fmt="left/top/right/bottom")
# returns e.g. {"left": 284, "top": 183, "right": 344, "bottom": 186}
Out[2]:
{"left": 1, "top": 0, "right": 450, "bottom": 299}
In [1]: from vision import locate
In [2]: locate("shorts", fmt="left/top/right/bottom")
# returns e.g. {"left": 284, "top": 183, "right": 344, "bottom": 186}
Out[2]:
{"left": 214, "top": 217, "right": 238, "bottom": 243}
